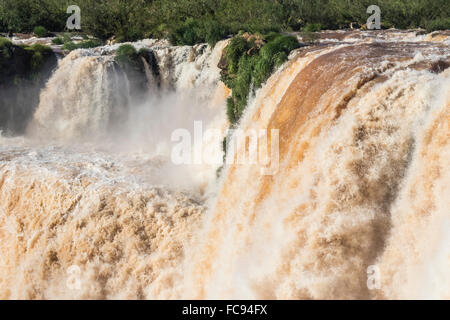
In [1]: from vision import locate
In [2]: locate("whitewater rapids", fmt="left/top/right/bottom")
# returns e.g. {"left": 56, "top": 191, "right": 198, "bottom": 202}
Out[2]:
{"left": 0, "top": 30, "right": 449, "bottom": 299}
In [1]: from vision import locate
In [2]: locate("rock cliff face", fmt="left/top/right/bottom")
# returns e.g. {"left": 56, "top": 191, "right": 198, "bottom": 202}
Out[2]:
{"left": 0, "top": 39, "right": 57, "bottom": 135}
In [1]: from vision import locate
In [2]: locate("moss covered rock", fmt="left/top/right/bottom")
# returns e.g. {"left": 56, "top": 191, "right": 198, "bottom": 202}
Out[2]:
{"left": 219, "top": 32, "right": 299, "bottom": 126}
{"left": 0, "top": 38, "right": 57, "bottom": 134}
{"left": 114, "top": 45, "right": 160, "bottom": 104}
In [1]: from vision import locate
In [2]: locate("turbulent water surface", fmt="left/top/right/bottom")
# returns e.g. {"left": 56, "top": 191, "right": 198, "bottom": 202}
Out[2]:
{"left": 0, "top": 30, "right": 449, "bottom": 299}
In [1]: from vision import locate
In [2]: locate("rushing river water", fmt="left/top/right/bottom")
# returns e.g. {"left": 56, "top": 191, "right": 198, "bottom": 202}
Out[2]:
{"left": 0, "top": 30, "right": 449, "bottom": 299}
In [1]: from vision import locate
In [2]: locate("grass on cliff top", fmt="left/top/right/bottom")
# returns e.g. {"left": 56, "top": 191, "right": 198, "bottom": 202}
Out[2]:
{"left": 222, "top": 32, "right": 299, "bottom": 125}
{"left": 62, "top": 39, "right": 102, "bottom": 51}
{"left": 23, "top": 43, "right": 53, "bottom": 73}
{"left": 114, "top": 44, "right": 152, "bottom": 71}
{"left": 1, "top": 39, "right": 53, "bottom": 81}
{"left": 115, "top": 44, "right": 138, "bottom": 66}
{"left": 49, "top": 33, "right": 102, "bottom": 51}
{"left": 0, "top": 36, "right": 11, "bottom": 47}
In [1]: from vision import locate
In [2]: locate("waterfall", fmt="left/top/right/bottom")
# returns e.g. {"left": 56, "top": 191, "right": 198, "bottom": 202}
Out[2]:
{"left": 28, "top": 50, "right": 131, "bottom": 140}
{"left": 182, "top": 41, "right": 450, "bottom": 300}
{"left": 0, "top": 32, "right": 448, "bottom": 299}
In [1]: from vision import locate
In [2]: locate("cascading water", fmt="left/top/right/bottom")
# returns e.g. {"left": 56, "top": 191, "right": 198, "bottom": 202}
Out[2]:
{"left": 0, "top": 31, "right": 448, "bottom": 299}
{"left": 29, "top": 50, "right": 132, "bottom": 140}
{"left": 183, "top": 39, "right": 450, "bottom": 300}
{"left": 0, "top": 39, "right": 229, "bottom": 299}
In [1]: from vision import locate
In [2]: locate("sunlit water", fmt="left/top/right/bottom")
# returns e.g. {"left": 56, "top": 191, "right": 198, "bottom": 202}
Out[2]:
{"left": 0, "top": 30, "right": 449, "bottom": 299}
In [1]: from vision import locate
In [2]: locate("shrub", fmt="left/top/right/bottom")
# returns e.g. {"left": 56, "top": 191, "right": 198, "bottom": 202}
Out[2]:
{"left": 115, "top": 44, "right": 138, "bottom": 66}
{"left": 78, "top": 39, "right": 101, "bottom": 48}
{"left": 51, "top": 37, "right": 63, "bottom": 45}
{"left": 204, "top": 19, "right": 227, "bottom": 47}
{"left": 226, "top": 97, "right": 237, "bottom": 125}
{"left": 222, "top": 32, "right": 299, "bottom": 125}
{"left": 168, "top": 18, "right": 202, "bottom": 46}
{"left": 168, "top": 18, "right": 228, "bottom": 47}
{"left": 78, "top": 0, "right": 151, "bottom": 41}
{"left": 425, "top": 18, "right": 450, "bottom": 32}
{"left": 61, "top": 41, "right": 78, "bottom": 51}
{"left": 1, "top": 0, "right": 449, "bottom": 45}
{"left": 62, "top": 39, "right": 102, "bottom": 51}
{"left": 33, "top": 26, "right": 47, "bottom": 37}
{"left": 0, "top": 36, "right": 12, "bottom": 47}
{"left": 62, "top": 33, "right": 72, "bottom": 43}
{"left": 303, "top": 23, "right": 322, "bottom": 32}
{"left": 24, "top": 43, "right": 53, "bottom": 72}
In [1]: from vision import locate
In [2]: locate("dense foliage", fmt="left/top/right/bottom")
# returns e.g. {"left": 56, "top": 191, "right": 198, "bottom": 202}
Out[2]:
{"left": 33, "top": 26, "right": 48, "bottom": 37}
{"left": 0, "top": 37, "right": 53, "bottom": 78}
{"left": 115, "top": 44, "right": 139, "bottom": 66}
{"left": 0, "top": 0, "right": 448, "bottom": 43}
{"left": 0, "top": 0, "right": 69, "bottom": 33}
{"left": 222, "top": 33, "right": 299, "bottom": 125}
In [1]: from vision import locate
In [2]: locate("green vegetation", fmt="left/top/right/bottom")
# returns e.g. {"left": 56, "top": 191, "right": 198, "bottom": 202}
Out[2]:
{"left": 0, "top": 36, "right": 13, "bottom": 73}
{"left": 115, "top": 44, "right": 139, "bottom": 66}
{"left": 114, "top": 45, "right": 155, "bottom": 105}
{"left": 0, "top": 1, "right": 448, "bottom": 45}
{"left": 168, "top": 18, "right": 226, "bottom": 47}
{"left": 62, "top": 39, "right": 102, "bottom": 51}
{"left": 23, "top": 43, "right": 53, "bottom": 74}
{"left": 425, "top": 18, "right": 450, "bottom": 32}
{"left": 0, "top": 36, "right": 11, "bottom": 47}
{"left": 1, "top": 38, "right": 54, "bottom": 79}
{"left": 116, "top": 45, "right": 157, "bottom": 67}
{"left": 0, "top": 0, "right": 69, "bottom": 33}
{"left": 114, "top": 44, "right": 151, "bottom": 71}
{"left": 217, "top": 32, "right": 298, "bottom": 172}
{"left": 303, "top": 23, "right": 322, "bottom": 32}
{"left": 33, "top": 25, "right": 47, "bottom": 37}
{"left": 221, "top": 33, "right": 299, "bottom": 125}
{"left": 50, "top": 33, "right": 102, "bottom": 51}
{"left": 76, "top": 0, "right": 151, "bottom": 42}
{"left": 51, "top": 37, "right": 63, "bottom": 45}
{"left": 0, "top": 37, "right": 57, "bottom": 135}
